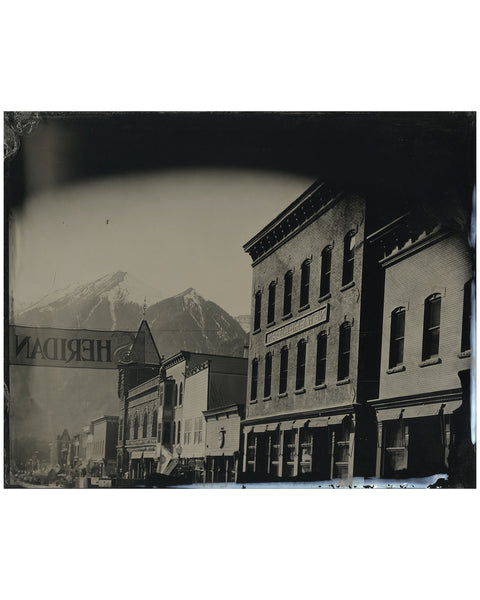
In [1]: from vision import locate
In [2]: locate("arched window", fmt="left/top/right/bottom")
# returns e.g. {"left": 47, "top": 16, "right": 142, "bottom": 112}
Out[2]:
{"left": 342, "top": 231, "right": 356, "bottom": 286}
{"left": 119, "top": 418, "right": 123, "bottom": 441}
{"left": 422, "top": 294, "right": 442, "bottom": 360}
{"left": 251, "top": 358, "right": 259, "bottom": 401}
{"left": 133, "top": 414, "right": 139, "bottom": 440}
{"left": 179, "top": 382, "right": 183, "bottom": 406}
{"left": 175, "top": 383, "right": 179, "bottom": 406}
{"left": 389, "top": 307, "right": 406, "bottom": 368}
{"left": 279, "top": 347, "right": 289, "bottom": 394}
{"left": 172, "top": 421, "right": 176, "bottom": 445}
{"left": 254, "top": 291, "right": 262, "bottom": 331}
{"left": 142, "top": 411, "right": 148, "bottom": 438}
{"left": 461, "top": 280, "right": 473, "bottom": 352}
{"left": 283, "top": 271, "right": 293, "bottom": 316}
{"left": 300, "top": 260, "right": 311, "bottom": 308}
{"left": 267, "top": 282, "right": 276, "bottom": 324}
{"left": 177, "top": 421, "right": 181, "bottom": 445}
{"left": 152, "top": 409, "right": 158, "bottom": 438}
{"left": 320, "top": 245, "right": 332, "bottom": 297}
{"left": 296, "top": 339, "right": 307, "bottom": 390}
{"left": 338, "top": 322, "right": 352, "bottom": 380}
{"left": 126, "top": 418, "right": 131, "bottom": 440}
{"left": 315, "top": 331, "right": 328, "bottom": 385}
{"left": 264, "top": 352, "right": 272, "bottom": 397}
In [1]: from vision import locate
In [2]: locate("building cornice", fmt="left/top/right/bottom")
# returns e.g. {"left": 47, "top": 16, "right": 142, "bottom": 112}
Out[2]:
{"left": 242, "top": 404, "right": 358, "bottom": 426}
{"left": 368, "top": 388, "right": 462, "bottom": 410}
{"left": 163, "top": 351, "right": 189, "bottom": 369}
{"left": 243, "top": 181, "right": 344, "bottom": 266}
{"left": 203, "top": 403, "right": 242, "bottom": 417}
{"left": 367, "top": 212, "right": 453, "bottom": 268}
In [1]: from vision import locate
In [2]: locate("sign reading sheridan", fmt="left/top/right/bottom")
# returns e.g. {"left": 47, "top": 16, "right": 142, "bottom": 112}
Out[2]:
{"left": 265, "top": 304, "right": 329, "bottom": 346}
{"left": 9, "top": 325, "right": 141, "bottom": 369}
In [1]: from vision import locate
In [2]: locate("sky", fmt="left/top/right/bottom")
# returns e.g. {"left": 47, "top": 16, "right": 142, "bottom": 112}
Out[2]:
{"left": 10, "top": 167, "right": 315, "bottom": 317}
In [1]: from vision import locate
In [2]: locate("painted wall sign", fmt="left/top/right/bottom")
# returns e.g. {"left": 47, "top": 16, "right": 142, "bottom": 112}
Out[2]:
{"left": 9, "top": 325, "right": 141, "bottom": 369}
{"left": 265, "top": 304, "right": 329, "bottom": 346}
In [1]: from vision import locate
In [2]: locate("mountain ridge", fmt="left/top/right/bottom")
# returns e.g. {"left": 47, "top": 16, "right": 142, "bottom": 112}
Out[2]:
{"left": 10, "top": 272, "right": 248, "bottom": 441}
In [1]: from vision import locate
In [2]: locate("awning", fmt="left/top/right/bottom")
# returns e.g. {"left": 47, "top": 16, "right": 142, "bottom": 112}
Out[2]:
{"left": 402, "top": 404, "right": 442, "bottom": 419}
{"left": 143, "top": 450, "right": 156, "bottom": 459}
{"left": 253, "top": 424, "right": 268, "bottom": 433}
{"left": 441, "top": 399, "right": 463, "bottom": 415}
{"left": 376, "top": 407, "right": 404, "bottom": 422}
{"left": 307, "top": 417, "right": 329, "bottom": 428}
{"left": 130, "top": 451, "right": 143, "bottom": 459}
{"left": 326, "top": 414, "right": 349, "bottom": 426}
{"left": 265, "top": 423, "right": 279, "bottom": 431}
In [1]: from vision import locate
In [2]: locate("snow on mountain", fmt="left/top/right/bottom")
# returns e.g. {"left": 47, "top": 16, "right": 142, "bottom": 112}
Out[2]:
{"left": 234, "top": 314, "right": 251, "bottom": 333}
{"left": 11, "top": 273, "right": 248, "bottom": 439}
{"left": 15, "top": 271, "right": 165, "bottom": 331}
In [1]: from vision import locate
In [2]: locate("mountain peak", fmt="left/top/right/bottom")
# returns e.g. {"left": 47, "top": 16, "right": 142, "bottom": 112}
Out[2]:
{"left": 175, "top": 287, "right": 198, "bottom": 297}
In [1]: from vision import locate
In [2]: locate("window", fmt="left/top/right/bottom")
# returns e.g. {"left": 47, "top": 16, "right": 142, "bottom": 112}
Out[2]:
{"left": 172, "top": 421, "right": 176, "bottom": 445}
{"left": 133, "top": 414, "right": 139, "bottom": 439}
{"left": 175, "top": 383, "right": 179, "bottom": 406}
{"left": 254, "top": 291, "right": 262, "bottom": 331}
{"left": 320, "top": 246, "right": 332, "bottom": 297}
{"left": 179, "top": 382, "right": 183, "bottom": 406}
{"left": 338, "top": 322, "right": 351, "bottom": 380}
{"left": 264, "top": 352, "right": 272, "bottom": 397}
{"left": 119, "top": 419, "right": 123, "bottom": 441}
{"left": 315, "top": 331, "right": 327, "bottom": 385}
{"left": 389, "top": 307, "right": 406, "bottom": 368}
{"left": 142, "top": 411, "right": 148, "bottom": 438}
{"left": 177, "top": 421, "right": 181, "bottom": 445}
{"left": 461, "top": 280, "right": 473, "bottom": 352}
{"left": 296, "top": 339, "right": 307, "bottom": 389}
{"left": 184, "top": 419, "right": 192, "bottom": 444}
{"left": 342, "top": 231, "right": 356, "bottom": 286}
{"left": 163, "top": 421, "right": 171, "bottom": 445}
{"left": 194, "top": 417, "right": 203, "bottom": 444}
{"left": 279, "top": 347, "right": 289, "bottom": 394}
{"left": 267, "top": 282, "right": 276, "bottom": 324}
{"left": 300, "top": 260, "right": 311, "bottom": 307}
{"left": 251, "top": 358, "right": 258, "bottom": 401}
{"left": 422, "top": 294, "right": 442, "bottom": 360}
{"left": 283, "top": 271, "right": 293, "bottom": 315}
{"left": 151, "top": 410, "right": 158, "bottom": 438}
{"left": 126, "top": 418, "right": 131, "bottom": 440}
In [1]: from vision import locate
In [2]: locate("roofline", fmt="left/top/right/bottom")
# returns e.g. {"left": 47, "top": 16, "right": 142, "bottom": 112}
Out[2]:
{"left": 243, "top": 178, "right": 326, "bottom": 251}
{"left": 135, "top": 319, "right": 161, "bottom": 364}
{"left": 366, "top": 213, "right": 410, "bottom": 243}
{"left": 90, "top": 415, "right": 119, "bottom": 423}
{"left": 203, "top": 403, "right": 243, "bottom": 417}
{"left": 163, "top": 350, "right": 248, "bottom": 367}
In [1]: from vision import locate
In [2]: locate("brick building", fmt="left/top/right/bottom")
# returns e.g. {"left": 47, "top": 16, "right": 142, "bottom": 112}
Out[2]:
{"left": 116, "top": 320, "right": 163, "bottom": 479}
{"left": 241, "top": 181, "right": 390, "bottom": 482}
{"left": 86, "top": 415, "right": 119, "bottom": 477}
{"left": 367, "top": 215, "right": 474, "bottom": 482}
{"left": 180, "top": 355, "right": 247, "bottom": 482}
{"left": 204, "top": 403, "right": 245, "bottom": 483}
{"left": 116, "top": 318, "right": 248, "bottom": 482}
{"left": 49, "top": 429, "right": 73, "bottom": 469}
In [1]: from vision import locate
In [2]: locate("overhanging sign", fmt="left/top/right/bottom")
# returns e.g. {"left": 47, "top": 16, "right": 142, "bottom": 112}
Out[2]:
{"left": 9, "top": 325, "right": 142, "bottom": 369}
{"left": 265, "top": 304, "right": 329, "bottom": 346}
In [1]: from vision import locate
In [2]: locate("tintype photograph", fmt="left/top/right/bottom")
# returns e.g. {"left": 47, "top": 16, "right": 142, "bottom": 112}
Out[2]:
{"left": 4, "top": 111, "right": 476, "bottom": 489}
